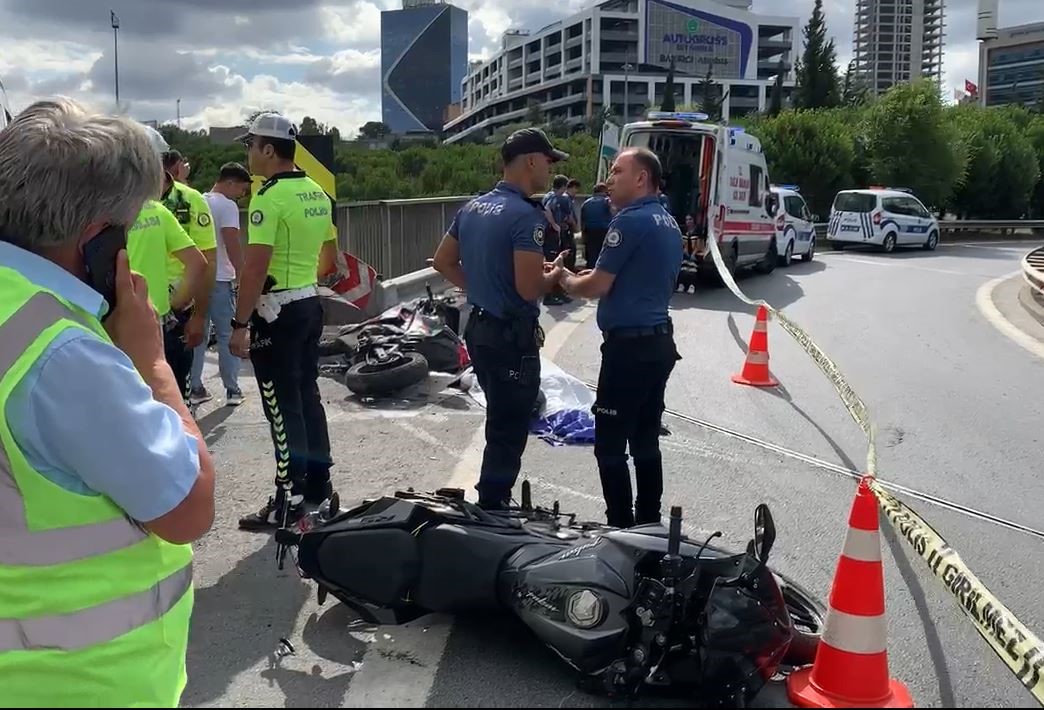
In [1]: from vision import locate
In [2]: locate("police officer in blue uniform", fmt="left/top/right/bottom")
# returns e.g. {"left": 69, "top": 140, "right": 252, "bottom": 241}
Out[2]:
{"left": 559, "top": 147, "right": 682, "bottom": 528}
{"left": 433, "top": 127, "right": 569, "bottom": 509}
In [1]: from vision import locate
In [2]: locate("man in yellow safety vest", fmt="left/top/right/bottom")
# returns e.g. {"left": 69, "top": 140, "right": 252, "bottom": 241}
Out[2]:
{"left": 0, "top": 98, "right": 216, "bottom": 706}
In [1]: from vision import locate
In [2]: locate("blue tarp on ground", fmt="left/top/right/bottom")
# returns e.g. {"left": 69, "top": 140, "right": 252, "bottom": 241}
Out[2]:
{"left": 464, "top": 357, "right": 596, "bottom": 446}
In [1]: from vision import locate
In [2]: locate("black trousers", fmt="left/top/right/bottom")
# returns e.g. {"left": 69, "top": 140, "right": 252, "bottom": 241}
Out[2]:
{"left": 583, "top": 228, "right": 607, "bottom": 268}
{"left": 249, "top": 296, "right": 333, "bottom": 498}
{"left": 465, "top": 310, "right": 541, "bottom": 507}
{"left": 594, "top": 331, "right": 680, "bottom": 528}
{"left": 164, "top": 308, "right": 194, "bottom": 401}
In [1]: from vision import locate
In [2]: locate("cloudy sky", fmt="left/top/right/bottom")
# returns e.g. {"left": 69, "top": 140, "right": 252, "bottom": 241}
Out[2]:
{"left": 1, "top": 0, "right": 1041, "bottom": 137}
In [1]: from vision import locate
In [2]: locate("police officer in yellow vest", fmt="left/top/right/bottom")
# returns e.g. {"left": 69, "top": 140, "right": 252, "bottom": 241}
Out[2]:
{"left": 161, "top": 149, "right": 218, "bottom": 401}
{"left": 129, "top": 127, "right": 208, "bottom": 340}
{"left": 231, "top": 112, "right": 338, "bottom": 530}
{"left": 0, "top": 98, "right": 216, "bottom": 707}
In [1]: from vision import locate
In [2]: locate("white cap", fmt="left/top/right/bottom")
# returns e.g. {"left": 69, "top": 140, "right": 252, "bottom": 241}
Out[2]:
{"left": 236, "top": 112, "right": 297, "bottom": 142}
{"left": 141, "top": 124, "right": 170, "bottom": 155}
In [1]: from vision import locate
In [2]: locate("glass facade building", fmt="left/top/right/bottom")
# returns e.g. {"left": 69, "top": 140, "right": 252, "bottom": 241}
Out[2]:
{"left": 381, "top": 1, "right": 468, "bottom": 134}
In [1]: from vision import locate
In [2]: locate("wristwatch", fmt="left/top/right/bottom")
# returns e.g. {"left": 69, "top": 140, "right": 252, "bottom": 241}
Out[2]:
{"left": 231, "top": 318, "right": 249, "bottom": 330}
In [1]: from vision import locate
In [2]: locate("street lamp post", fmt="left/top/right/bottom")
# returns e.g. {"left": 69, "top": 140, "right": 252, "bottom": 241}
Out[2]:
{"left": 623, "top": 62, "right": 633, "bottom": 122}
{"left": 110, "top": 10, "right": 120, "bottom": 108}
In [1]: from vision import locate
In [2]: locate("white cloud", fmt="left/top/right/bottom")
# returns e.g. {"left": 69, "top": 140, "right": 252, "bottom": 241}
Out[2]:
{"left": 321, "top": 1, "right": 384, "bottom": 46}
{"left": 5, "top": 0, "right": 1044, "bottom": 137}
{"left": 0, "top": 39, "right": 101, "bottom": 77}
{"left": 181, "top": 73, "right": 377, "bottom": 137}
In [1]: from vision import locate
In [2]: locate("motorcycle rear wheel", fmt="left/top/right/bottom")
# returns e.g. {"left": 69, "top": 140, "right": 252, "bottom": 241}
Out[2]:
{"left": 344, "top": 351, "right": 429, "bottom": 396}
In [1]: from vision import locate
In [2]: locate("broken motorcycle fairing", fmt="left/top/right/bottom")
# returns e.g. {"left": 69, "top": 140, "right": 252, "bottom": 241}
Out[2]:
{"left": 275, "top": 486, "right": 825, "bottom": 706}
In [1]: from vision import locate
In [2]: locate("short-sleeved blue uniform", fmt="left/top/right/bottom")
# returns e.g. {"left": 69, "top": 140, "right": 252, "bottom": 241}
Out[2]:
{"left": 594, "top": 196, "right": 683, "bottom": 332}
{"left": 448, "top": 181, "right": 547, "bottom": 320}
{"left": 543, "top": 191, "right": 574, "bottom": 230}
{"left": 581, "top": 195, "right": 613, "bottom": 230}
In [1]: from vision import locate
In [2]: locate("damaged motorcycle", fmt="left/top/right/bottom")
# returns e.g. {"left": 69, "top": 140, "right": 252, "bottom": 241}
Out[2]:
{"left": 275, "top": 484, "right": 826, "bottom": 706}
{"left": 319, "top": 285, "right": 469, "bottom": 396}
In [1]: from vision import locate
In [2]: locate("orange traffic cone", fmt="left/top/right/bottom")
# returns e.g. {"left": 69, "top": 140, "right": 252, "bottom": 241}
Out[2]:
{"left": 731, "top": 305, "right": 779, "bottom": 387}
{"left": 787, "top": 477, "right": 914, "bottom": 708}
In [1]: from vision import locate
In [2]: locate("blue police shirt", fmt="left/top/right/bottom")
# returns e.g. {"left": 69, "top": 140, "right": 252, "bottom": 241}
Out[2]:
{"left": 448, "top": 181, "right": 547, "bottom": 320}
{"left": 594, "top": 196, "right": 683, "bottom": 332}
{"left": 581, "top": 195, "right": 613, "bottom": 230}
{"left": 1, "top": 241, "right": 202, "bottom": 523}
{"left": 543, "top": 191, "right": 574, "bottom": 230}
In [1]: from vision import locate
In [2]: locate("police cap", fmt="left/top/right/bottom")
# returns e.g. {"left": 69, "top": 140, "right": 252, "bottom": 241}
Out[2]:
{"left": 235, "top": 112, "right": 298, "bottom": 142}
{"left": 501, "top": 127, "right": 569, "bottom": 164}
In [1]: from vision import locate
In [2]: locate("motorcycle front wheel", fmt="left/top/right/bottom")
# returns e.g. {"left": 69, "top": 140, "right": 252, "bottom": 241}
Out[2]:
{"left": 344, "top": 351, "right": 430, "bottom": 396}
{"left": 774, "top": 571, "right": 826, "bottom": 667}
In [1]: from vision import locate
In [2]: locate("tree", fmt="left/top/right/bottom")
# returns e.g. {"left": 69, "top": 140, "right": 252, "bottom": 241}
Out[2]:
{"left": 948, "top": 104, "right": 1040, "bottom": 218}
{"left": 767, "top": 59, "right": 784, "bottom": 117}
{"left": 661, "top": 59, "right": 677, "bottom": 112}
{"left": 745, "top": 109, "right": 856, "bottom": 217}
{"left": 358, "top": 121, "right": 391, "bottom": 139}
{"left": 841, "top": 61, "right": 869, "bottom": 107}
{"left": 525, "top": 101, "right": 544, "bottom": 126}
{"left": 794, "top": 0, "right": 841, "bottom": 109}
{"left": 300, "top": 115, "right": 321, "bottom": 135}
{"left": 696, "top": 67, "right": 728, "bottom": 122}
{"left": 586, "top": 105, "right": 615, "bottom": 137}
{"left": 865, "top": 80, "right": 965, "bottom": 209}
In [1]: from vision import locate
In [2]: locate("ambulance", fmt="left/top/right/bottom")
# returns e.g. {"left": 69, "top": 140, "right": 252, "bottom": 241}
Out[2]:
{"left": 597, "top": 111, "right": 780, "bottom": 282}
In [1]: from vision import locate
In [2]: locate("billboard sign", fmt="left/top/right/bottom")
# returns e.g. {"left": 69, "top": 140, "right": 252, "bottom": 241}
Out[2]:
{"left": 644, "top": 0, "right": 754, "bottom": 79}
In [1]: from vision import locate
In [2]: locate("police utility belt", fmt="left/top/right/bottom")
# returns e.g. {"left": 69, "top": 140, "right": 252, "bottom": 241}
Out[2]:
{"left": 470, "top": 307, "right": 545, "bottom": 349}
{"left": 602, "top": 320, "right": 673, "bottom": 342}
{"left": 256, "top": 285, "right": 319, "bottom": 323}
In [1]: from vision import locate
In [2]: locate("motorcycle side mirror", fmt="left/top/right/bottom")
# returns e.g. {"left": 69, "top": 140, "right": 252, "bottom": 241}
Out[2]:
{"left": 752, "top": 504, "right": 776, "bottom": 564}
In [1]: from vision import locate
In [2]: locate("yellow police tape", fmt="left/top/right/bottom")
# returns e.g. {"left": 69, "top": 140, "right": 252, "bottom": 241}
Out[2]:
{"left": 704, "top": 234, "right": 1044, "bottom": 705}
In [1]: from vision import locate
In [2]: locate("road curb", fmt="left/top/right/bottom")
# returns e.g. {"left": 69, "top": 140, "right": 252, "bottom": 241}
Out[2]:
{"left": 1017, "top": 282, "right": 1044, "bottom": 327}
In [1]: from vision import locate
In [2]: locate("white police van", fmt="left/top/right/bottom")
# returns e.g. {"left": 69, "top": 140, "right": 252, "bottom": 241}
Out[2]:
{"left": 598, "top": 111, "right": 780, "bottom": 281}
{"left": 827, "top": 187, "right": 940, "bottom": 252}
{"left": 769, "top": 184, "right": 817, "bottom": 265}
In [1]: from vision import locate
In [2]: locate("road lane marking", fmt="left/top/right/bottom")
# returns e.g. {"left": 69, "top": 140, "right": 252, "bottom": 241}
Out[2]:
{"left": 830, "top": 255, "right": 995, "bottom": 277}
{"left": 342, "top": 303, "right": 596, "bottom": 708}
{"left": 975, "top": 271, "right": 1044, "bottom": 362}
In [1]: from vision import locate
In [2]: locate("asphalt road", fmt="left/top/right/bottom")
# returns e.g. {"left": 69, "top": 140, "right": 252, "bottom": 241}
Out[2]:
{"left": 182, "top": 239, "right": 1044, "bottom": 709}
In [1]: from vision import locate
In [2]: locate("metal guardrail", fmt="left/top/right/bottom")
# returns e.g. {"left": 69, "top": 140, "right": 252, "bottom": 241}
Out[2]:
{"left": 1023, "top": 247, "right": 1044, "bottom": 296}
{"left": 239, "top": 194, "right": 1044, "bottom": 282}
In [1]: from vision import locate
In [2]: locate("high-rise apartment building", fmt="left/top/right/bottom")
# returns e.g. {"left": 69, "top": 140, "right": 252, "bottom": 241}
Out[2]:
{"left": 380, "top": 0, "right": 468, "bottom": 134}
{"left": 852, "top": 0, "right": 945, "bottom": 96}
{"left": 444, "top": 0, "right": 799, "bottom": 143}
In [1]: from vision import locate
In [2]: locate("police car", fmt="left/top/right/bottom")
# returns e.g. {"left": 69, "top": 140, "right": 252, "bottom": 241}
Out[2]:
{"left": 598, "top": 111, "right": 780, "bottom": 281}
{"left": 827, "top": 187, "right": 940, "bottom": 252}
{"left": 769, "top": 184, "right": 817, "bottom": 265}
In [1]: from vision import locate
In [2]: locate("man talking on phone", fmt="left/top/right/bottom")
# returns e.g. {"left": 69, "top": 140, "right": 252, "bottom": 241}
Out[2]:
{"left": 0, "top": 98, "right": 216, "bottom": 707}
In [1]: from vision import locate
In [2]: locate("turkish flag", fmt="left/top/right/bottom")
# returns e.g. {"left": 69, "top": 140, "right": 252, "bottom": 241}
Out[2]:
{"left": 965, "top": 79, "right": 979, "bottom": 95}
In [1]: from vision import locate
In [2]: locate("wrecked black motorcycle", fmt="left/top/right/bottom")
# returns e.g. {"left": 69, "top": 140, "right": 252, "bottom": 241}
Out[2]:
{"left": 275, "top": 485, "right": 826, "bottom": 706}
{"left": 319, "top": 286, "right": 469, "bottom": 396}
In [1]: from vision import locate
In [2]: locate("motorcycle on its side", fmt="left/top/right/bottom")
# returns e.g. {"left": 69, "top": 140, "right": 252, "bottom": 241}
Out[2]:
{"left": 320, "top": 285, "right": 469, "bottom": 396}
{"left": 275, "top": 484, "right": 826, "bottom": 706}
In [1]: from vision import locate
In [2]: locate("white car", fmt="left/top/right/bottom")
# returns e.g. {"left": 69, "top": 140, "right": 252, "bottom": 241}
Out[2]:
{"left": 827, "top": 188, "right": 940, "bottom": 252}
{"left": 769, "top": 185, "right": 817, "bottom": 265}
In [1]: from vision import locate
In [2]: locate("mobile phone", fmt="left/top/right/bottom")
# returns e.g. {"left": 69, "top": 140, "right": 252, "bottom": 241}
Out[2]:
{"left": 82, "top": 224, "right": 127, "bottom": 318}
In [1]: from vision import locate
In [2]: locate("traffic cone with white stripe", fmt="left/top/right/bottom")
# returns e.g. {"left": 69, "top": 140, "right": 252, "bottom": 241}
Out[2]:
{"left": 731, "top": 305, "right": 779, "bottom": 387}
{"left": 787, "top": 477, "right": 913, "bottom": 708}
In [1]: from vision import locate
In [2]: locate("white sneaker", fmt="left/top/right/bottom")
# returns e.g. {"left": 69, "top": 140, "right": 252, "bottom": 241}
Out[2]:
{"left": 226, "top": 389, "right": 244, "bottom": 407}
